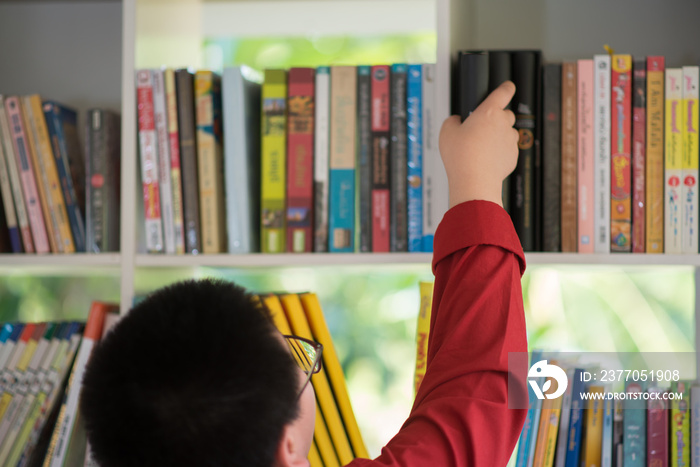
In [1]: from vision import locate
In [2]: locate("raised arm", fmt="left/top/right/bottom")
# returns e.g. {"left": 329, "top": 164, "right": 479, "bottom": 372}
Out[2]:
{"left": 347, "top": 81, "right": 528, "bottom": 466}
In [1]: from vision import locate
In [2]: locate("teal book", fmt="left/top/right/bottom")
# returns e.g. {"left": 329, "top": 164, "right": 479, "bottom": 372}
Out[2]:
{"left": 623, "top": 381, "right": 646, "bottom": 466}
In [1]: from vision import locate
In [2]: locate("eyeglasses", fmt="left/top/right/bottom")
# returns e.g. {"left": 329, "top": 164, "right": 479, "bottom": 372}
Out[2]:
{"left": 283, "top": 335, "right": 323, "bottom": 398}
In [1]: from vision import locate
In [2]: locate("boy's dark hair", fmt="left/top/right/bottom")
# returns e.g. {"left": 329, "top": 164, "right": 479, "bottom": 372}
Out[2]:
{"left": 80, "top": 279, "right": 300, "bottom": 467}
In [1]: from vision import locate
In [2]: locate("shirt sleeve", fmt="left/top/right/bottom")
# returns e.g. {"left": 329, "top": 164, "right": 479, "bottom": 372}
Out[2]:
{"left": 345, "top": 200, "right": 529, "bottom": 467}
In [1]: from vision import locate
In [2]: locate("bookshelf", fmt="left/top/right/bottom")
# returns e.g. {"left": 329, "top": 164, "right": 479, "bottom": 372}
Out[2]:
{"left": 1, "top": 0, "right": 700, "bottom": 338}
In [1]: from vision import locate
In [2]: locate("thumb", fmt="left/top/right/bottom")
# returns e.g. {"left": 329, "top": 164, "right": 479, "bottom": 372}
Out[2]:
{"left": 479, "top": 80, "right": 516, "bottom": 111}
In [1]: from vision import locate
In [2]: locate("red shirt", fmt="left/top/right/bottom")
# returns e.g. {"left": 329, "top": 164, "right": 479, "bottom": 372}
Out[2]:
{"left": 347, "top": 200, "right": 529, "bottom": 466}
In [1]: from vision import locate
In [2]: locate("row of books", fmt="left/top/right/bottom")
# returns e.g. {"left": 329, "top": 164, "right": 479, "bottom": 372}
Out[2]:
{"left": 0, "top": 96, "right": 121, "bottom": 255}
{"left": 455, "top": 50, "right": 700, "bottom": 253}
{"left": 136, "top": 63, "right": 445, "bottom": 255}
{"left": 0, "top": 308, "right": 115, "bottom": 467}
{"left": 516, "top": 357, "right": 699, "bottom": 467}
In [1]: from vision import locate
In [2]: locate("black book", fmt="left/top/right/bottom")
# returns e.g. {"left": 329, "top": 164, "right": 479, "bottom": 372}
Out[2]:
{"left": 542, "top": 63, "right": 562, "bottom": 252}
{"left": 457, "top": 51, "right": 489, "bottom": 121}
{"left": 488, "top": 51, "right": 513, "bottom": 212}
{"left": 509, "top": 50, "right": 541, "bottom": 252}
{"left": 175, "top": 69, "right": 202, "bottom": 254}
{"left": 390, "top": 64, "right": 408, "bottom": 252}
{"left": 356, "top": 66, "right": 372, "bottom": 252}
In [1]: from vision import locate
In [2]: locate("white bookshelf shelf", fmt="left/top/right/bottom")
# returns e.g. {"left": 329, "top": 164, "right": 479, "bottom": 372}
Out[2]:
{"left": 135, "top": 253, "right": 434, "bottom": 268}
{"left": 525, "top": 253, "right": 700, "bottom": 267}
{"left": 0, "top": 254, "right": 122, "bottom": 275}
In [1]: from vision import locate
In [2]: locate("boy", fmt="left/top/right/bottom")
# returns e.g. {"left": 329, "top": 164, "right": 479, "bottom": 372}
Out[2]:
{"left": 80, "top": 80, "right": 527, "bottom": 466}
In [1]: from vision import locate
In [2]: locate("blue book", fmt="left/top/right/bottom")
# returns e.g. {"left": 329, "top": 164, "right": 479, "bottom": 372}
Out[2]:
{"left": 328, "top": 66, "right": 357, "bottom": 252}
{"left": 407, "top": 64, "right": 423, "bottom": 252}
{"left": 602, "top": 397, "right": 613, "bottom": 467}
{"left": 42, "top": 102, "right": 86, "bottom": 252}
{"left": 623, "top": 381, "right": 646, "bottom": 466}
{"left": 515, "top": 350, "right": 542, "bottom": 467}
{"left": 565, "top": 369, "right": 585, "bottom": 467}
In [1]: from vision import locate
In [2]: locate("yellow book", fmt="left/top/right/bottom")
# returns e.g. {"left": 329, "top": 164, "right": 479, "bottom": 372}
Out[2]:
{"left": 261, "top": 69, "right": 287, "bottom": 253}
{"left": 414, "top": 282, "right": 433, "bottom": 395}
{"left": 20, "top": 98, "right": 58, "bottom": 252}
{"left": 584, "top": 386, "right": 604, "bottom": 467}
{"left": 308, "top": 440, "right": 323, "bottom": 467}
{"left": 260, "top": 294, "right": 340, "bottom": 467}
{"left": 665, "top": 68, "right": 684, "bottom": 253}
{"left": 164, "top": 68, "right": 186, "bottom": 255}
{"left": 195, "top": 70, "right": 226, "bottom": 253}
{"left": 646, "top": 57, "right": 665, "bottom": 253}
{"left": 682, "top": 66, "right": 699, "bottom": 253}
{"left": 280, "top": 293, "right": 354, "bottom": 465}
{"left": 300, "top": 292, "right": 369, "bottom": 459}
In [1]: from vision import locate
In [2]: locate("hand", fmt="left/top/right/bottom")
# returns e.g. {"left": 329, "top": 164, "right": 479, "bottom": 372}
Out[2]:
{"left": 439, "top": 80, "right": 519, "bottom": 208}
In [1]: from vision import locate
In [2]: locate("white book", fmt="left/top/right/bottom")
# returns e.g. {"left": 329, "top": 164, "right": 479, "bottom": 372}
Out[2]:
{"left": 223, "top": 66, "right": 262, "bottom": 253}
{"left": 313, "top": 66, "right": 330, "bottom": 252}
{"left": 682, "top": 66, "right": 699, "bottom": 254}
{"left": 665, "top": 68, "right": 683, "bottom": 254}
{"left": 0, "top": 103, "right": 19, "bottom": 247}
{"left": 421, "top": 63, "right": 447, "bottom": 253}
{"left": 136, "top": 69, "right": 164, "bottom": 253}
{"left": 593, "top": 55, "right": 611, "bottom": 253}
{"left": 152, "top": 68, "right": 176, "bottom": 254}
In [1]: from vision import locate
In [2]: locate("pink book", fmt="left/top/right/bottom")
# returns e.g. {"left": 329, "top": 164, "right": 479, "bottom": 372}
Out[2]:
{"left": 4, "top": 97, "right": 50, "bottom": 253}
{"left": 577, "top": 59, "right": 595, "bottom": 253}
{"left": 647, "top": 388, "right": 668, "bottom": 467}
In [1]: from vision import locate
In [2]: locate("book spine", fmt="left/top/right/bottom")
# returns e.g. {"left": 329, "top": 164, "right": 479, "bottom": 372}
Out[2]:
{"left": 329, "top": 66, "right": 357, "bottom": 253}
{"left": 601, "top": 398, "right": 613, "bottom": 467}
{"left": 565, "top": 371, "right": 585, "bottom": 467}
{"left": 647, "top": 388, "right": 669, "bottom": 467}
{"left": 175, "top": 69, "right": 201, "bottom": 254}
{"left": 313, "top": 67, "right": 330, "bottom": 253}
{"left": 594, "top": 55, "right": 611, "bottom": 254}
{"left": 421, "top": 64, "right": 445, "bottom": 253}
{"left": 0, "top": 109, "right": 20, "bottom": 253}
{"left": 390, "top": 64, "right": 408, "bottom": 252}
{"left": 623, "top": 382, "right": 646, "bottom": 467}
{"left": 542, "top": 63, "right": 562, "bottom": 252}
{"left": 610, "top": 55, "right": 633, "bottom": 252}
{"left": 646, "top": 56, "right": 665, "bottom": 253}
{"left": 261, "top": 69, "right": 288, "bottom": 253}
{"left": 0, "top": 97, "right": 32, "bottom": 253}
{"left": 195, "top": 71, "right": 226, "bottom": 254}
{"left": 542, "top": 393, "right": 563, "bottom": 466}
{"left": 371, "top": 65, "right": 391, "bottom": 253}
{"left": 457, "top": 51, "right": 489, "bottom": 120}
{"left": 43, "top": 103, "right": 86, "bottom": 253}
{"left": 104, "top": 112, "right": 121, "bottom": 252}
{"left": 26, "top": 96, "right": 76, "bottom": 253}
{"left": 136, "top": 69, "right": 164, "bottom": 253}
{"left": 86, "top": 110, "right": 113, "bottom": 253}
{"left": 532, "top": 396, "right": 553, "bottom": 466}
{"left": 577, "top": 59, "right": 594, "bottom": 253}
{"left": 585, "top": 386, "right": 604, "bottom": 467}
{"left": 356, "top": 66, "right": 372, "bottom": 253}
{"left": 152, "top": 69, "right": 176, "bottom": 254}
{"left": 488, "top": 51, "right": 513, "bottom": 212}
{"left": 515, "top": 353, "right": 542, "bottom": 467}
{"left": 554, "top": 368, "right": 575, "bottom": 467}
{"left": 164, "top": 69, "right": 186, "bottom": 255}
{"left": 682, "top": 67, "right": 699, "bottom": 254}
{"left": 286, "top": 68, "right": 315, "bottom": 253}
{"left": 4, "top": 97, "right": 50, "bottom": 253}
{"left": 632, "top": 60, "right": 647, "bottom": 253}
{"left": 671, "top": 381, "right": 690, "bottom": 466}
{"left": 561, "top": 62, "right": 578, "bottom": 253}
{"left": 21, "top": 97, "right": 62, "bottom": 253}
{"left": 691, "top": 385, "right": 700, "bottom": 467}
{"left": 665, "top": 68, "right": 684, "bottom": 254}
{"left": 511, "top": 51, "right": 539, "bottom": 251}
{"left": 407, "top": 64, "right": 423, "bottom": 252}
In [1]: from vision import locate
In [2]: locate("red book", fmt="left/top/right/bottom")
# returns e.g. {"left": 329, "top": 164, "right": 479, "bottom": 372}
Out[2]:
{"left": 632, "top": 60, "right": 647, "bottom": 253}
{"left": 610, "top": 55, "right": 633, "bottom": 252}
{"left": 647, "top": 388, "right": 668, "bottom": 467}
{"left": 286, "top": 68, "right": 315, "bottom": 253}
{"left": 371, "top": 65, "right": 391, "bottom": 252}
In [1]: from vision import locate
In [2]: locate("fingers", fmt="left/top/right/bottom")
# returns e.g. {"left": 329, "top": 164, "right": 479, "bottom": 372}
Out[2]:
{"left": 480, "top": 80, "right": 516, "bottom": 111}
